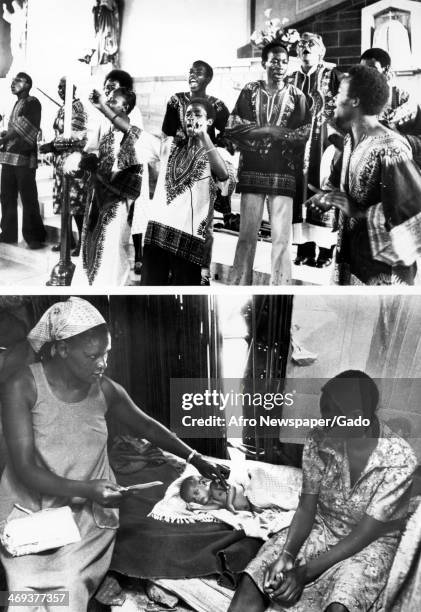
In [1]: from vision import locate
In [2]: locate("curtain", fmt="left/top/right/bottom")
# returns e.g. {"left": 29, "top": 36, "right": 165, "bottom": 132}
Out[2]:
{"left": 240, "top": 295, "right": 294, "bottom": 463}
{"left": 108, "top": 295, "right": 225, "bottom": 458}
{"left": 367, "top": 295, "right": 421, "bottom": 460}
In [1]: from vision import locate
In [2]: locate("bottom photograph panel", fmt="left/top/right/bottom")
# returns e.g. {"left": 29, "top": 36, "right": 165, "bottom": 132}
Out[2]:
{"left": 0, "top": 294, "right": 420, "bottom": 612}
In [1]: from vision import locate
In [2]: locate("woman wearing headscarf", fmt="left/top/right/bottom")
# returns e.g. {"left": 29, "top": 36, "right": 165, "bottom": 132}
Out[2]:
{"left": 0, "top": 298, "right": 228, "bottom": 611}
{"left": 229, "top": 371, "right": 417, "bottom": 612}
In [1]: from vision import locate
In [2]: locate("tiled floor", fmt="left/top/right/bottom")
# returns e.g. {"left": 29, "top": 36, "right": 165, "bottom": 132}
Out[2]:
{"left": 0, "top": 232, "right": 333, "bottom": 287}
{"left": 0, "top": 170, "right": 332, "bottom": 287}
{"left": 0, "top": 230, "right": 333, "bottom": 287}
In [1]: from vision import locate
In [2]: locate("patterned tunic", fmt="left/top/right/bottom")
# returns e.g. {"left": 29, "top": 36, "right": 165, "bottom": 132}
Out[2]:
{"left": 226, "top": 81, "right": 310, "bottom": 197}
{"left": 333, "top": 130, "right": 421, "bottom": 285}
{"left": 287, "top": 64, "right": 341, "bottom": 221}
{"left": 0, "top": 96, "right": 41, "bottom": 169}
{"left": 73, "top": 126, "right": 144, "bottom": 287}
{"left": 381, "top": 85, "right": 410, "bottom": 125}
{"left": 246, "top": 423, "right": 417, "bottom": 612}
{"left": 52, "top": 99, "right": 88, "bottom": 215}
{"left": 145, "top": 142, "right": 235, "bottom": 266}
{"left": 162, "top": 92, "right": 229, "bottom": 144}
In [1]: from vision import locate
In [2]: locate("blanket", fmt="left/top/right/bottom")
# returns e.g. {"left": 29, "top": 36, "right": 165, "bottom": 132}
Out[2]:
{"left": 108, "top": 445, "right": 263, "bottom": 585}
{"left": 109, "top": 443, "right": 299, "bottom": 586}
{"left": 110, "top": 514, "right": 262, "bottom": 585}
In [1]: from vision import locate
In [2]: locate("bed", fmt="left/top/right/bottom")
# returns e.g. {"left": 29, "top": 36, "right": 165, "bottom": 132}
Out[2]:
{"left": 98, "top": 436, "right": 302, "bottom": 611}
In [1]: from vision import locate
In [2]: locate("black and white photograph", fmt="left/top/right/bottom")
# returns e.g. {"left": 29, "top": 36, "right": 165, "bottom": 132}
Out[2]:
{"left": 0, "top": 1, "right": 421, "bottom": 611}
{"left": 1, "top": 0, "right": 421, "bottom": 286}
{"left": 0, "top": 294, "right": 420, "bottom": 611}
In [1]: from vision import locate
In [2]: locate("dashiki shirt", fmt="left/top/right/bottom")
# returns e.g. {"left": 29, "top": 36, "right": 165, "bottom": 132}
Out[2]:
{"left": 381, "top": 84, "right": 410, "bottom": 125}
{"left": 145, "top": 141, "right": 235, "bottom": 266}
{"left": 52, "top": 98, "right": 88, "bottom": 215}
{"left": 246, "top": 423, "right": 417, "bottom": 612}
{"left": 287, "top": 64, "right": 341, "bottom": 203}
{"left": 333, "top": 130, "right": 421, "bottom": 285}
{"left": 225, "top": 81, "right": 310, "bottom": 197}
{"left": 72, "top": 126, "right": 145, "bottom": 287}
{"left": 0, "top": 96, "right": 41, "bottom": 169}
{"left": 162, "top": 92, "right": 230, "bottom": 144}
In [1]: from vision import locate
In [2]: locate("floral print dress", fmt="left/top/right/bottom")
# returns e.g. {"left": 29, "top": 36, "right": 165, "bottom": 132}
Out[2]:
{"left": 245, "top": 422, "right": 417, "bottom": 611}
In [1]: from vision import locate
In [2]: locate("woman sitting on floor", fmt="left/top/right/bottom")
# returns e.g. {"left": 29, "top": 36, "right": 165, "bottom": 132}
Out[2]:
{"left": 0, "top": 297, "right": 228, "bottom": 612}
{"left": 229, "top": 371, "right": 417, "bottom": 612}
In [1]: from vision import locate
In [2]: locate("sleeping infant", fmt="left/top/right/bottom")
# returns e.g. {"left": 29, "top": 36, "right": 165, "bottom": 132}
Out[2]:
{"left": 179, "top": 475, "right": 258, "bottom": 514}
{"left": 178, "top": 463, "right": 303, "bottom": 518}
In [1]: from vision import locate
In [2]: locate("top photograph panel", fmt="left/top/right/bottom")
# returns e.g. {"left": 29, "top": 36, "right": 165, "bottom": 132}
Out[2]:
{"left": 1, "top": 0, "right": 421, "bottom": 288}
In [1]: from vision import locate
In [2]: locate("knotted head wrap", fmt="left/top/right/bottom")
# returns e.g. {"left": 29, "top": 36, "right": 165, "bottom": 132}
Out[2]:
{"left": 27, "top": 297, "right": 107, "bottom": 353}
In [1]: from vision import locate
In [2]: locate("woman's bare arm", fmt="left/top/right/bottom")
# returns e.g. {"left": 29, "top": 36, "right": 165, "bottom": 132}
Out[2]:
{"left": 283, "top": 493, "right": 318, "bottom": 556}
{"left": 101, "top": 377, "right": 230, "bottom": 483}
{"left": 1, "top": 369, "right": 121, "bottom": 504}
{"left": 102, "top": 377, "right": 194, "bottom": 459}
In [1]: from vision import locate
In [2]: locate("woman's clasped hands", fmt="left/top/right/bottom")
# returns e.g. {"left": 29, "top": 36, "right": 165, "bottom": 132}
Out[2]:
{"left": 263, "top": 550, "right": 307, "bottom": 605}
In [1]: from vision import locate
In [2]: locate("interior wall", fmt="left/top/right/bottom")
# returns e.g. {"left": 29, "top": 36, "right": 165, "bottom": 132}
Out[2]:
{"left": 281, "top": 294, "right": 379, "bottom": 445}
{"left": 26, "top": 0, "right": 93, "bottom": 82}
{"left": 0, "top": 10, "right": 12, "bottom": 77}
{"left": 283, "top": 295, "right": 421, "bottom": 460}
{"left": 119, "top": 0, "right": 249, "bottom": 76}
{"left": 254, "top": 0, "right": 345, "bottom": 30}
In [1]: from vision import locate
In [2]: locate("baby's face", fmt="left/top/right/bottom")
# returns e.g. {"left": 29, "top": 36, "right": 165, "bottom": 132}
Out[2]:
{"left": 187, "top": 477, "right": 211, "bottom": 504}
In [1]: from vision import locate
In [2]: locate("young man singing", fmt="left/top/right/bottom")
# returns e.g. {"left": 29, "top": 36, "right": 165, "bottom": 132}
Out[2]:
{"left": 142, "top": 98, "right": 235, "bottom": 285}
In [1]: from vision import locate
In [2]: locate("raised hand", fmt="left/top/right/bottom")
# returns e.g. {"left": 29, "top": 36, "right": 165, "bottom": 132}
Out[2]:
{"left": 89, "top": 89, "right": 106, "bottom": 109}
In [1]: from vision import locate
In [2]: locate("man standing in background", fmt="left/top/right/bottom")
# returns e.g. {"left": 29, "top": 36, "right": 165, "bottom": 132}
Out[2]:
{"left": 288, "top": 32, "right": 342, "bottom": 269}
{"left": 0, "top": 72, "right": 46, "bottom": 248}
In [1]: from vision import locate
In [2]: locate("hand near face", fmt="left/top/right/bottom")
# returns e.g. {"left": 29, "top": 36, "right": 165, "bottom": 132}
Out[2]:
{"left": 89, "top": 89, "right": 105, "bottom": 109}
{"left": 191, "top": 118, "right": 210, "bottom": 140}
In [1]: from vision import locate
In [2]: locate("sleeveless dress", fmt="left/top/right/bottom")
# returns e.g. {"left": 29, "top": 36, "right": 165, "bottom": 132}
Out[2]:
{"left": 0, "top": 363, "right": 118, "bottom": 612}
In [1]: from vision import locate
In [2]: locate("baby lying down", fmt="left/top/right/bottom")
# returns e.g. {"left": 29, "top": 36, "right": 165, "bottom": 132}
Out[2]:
{"left": 180, "top": 475, "right": 257, "bottom": 514}
{"left": 149, "top": 462, "right": 302, "bottom": 538}
{"left": 179, "top": 461, "right": 302, "bottom": 516}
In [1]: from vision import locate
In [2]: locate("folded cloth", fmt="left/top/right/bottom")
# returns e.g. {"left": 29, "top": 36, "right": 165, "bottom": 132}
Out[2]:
{"left": 208, "top": 507, "right": 296, "bottom": 540}
{"left": 109, "top": 436, "right": 166, "bottom": 474}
